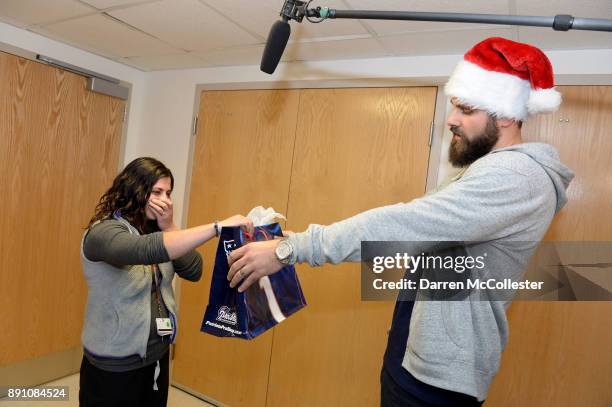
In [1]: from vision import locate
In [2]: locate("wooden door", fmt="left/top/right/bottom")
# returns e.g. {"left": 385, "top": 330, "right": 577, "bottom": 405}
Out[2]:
{"left": 265, "top": 87, "right": 437, "bottom": 407}
{"left": 486, "top": 86, "right": 612, "bottom": 406}
{"left": 0, "top": 52, "right": 124, "bottom": 370}
{"left": 172, "top": 90, "right": 301, "bottom": 406}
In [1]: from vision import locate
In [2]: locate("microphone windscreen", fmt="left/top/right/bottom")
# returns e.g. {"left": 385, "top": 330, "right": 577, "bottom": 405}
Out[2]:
{"left": 260, "top": 20, "right": 291, "bottom": 74}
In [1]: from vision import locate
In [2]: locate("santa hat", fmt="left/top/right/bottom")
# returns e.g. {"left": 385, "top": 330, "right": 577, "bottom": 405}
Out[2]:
{"left": 445, "top": 37, "right": 561, "bottom": 121}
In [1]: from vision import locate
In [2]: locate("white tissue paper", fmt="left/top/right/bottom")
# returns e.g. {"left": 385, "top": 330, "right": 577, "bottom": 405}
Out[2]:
{"left": 246, "top": 206, "right": 286, "bottom": 227}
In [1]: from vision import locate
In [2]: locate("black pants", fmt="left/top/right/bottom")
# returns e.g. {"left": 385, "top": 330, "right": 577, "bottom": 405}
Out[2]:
{"left": 380, "top": 368, "right": 484, "bottom": 407}
{"left": 79, "top": 352, "right": 169, "bottom": 407}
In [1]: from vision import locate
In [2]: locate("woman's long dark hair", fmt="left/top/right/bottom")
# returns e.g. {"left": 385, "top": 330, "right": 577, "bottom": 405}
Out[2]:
{"left": 88, "top": 157, "right": 174, "bottom": 233}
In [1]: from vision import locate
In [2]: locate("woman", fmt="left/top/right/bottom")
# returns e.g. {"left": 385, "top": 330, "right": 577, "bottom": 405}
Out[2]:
{"left": 79, "top": 157, "right": 251, "bottom": 407}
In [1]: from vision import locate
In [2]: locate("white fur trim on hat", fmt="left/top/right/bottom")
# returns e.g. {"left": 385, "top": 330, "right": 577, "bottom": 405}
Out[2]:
{"left": 445, "top": 60, "right": 531, "bottom": 121}
{"left": 527, "top": 87, "right": 562, "bottom": 115}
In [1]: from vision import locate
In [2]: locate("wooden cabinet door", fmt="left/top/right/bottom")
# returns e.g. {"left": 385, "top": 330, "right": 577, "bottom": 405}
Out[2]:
{"left": 266, "top": 87, "right": 436, "bottom": 407}
{"left": 486, "top": 86, "right": 612, "bottom": 407}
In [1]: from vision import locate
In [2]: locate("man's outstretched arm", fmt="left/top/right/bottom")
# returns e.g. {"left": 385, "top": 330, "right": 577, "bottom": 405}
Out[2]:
{"left": 228, "top": 164, "right": 537, "bottom": 292}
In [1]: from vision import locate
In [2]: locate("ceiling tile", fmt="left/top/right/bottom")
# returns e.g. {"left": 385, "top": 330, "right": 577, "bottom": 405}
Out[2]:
{"left": 194, "top": 45, "right": 265, "bottom": 66}
{"left": 123, "top": 52, "right": 212, "bottom": 70}
{"left": 79, "top": 0, "right": 160, "bottom": 10}
{"left": 345, "top": 0, "right": 511, "bottom": 35}
{"left": 108, "top": 0, "right": 260, "bottom": 52}
{"left": 516, "top": 0, "right": 612, "bottom": 19}
{"left": 28, "top": 25, "right": 118, "bottom": 60}
{"left": 202, "top": 0, "right": 370, "bottom": 40}
{"left": 0, "top": 0, "right": 94, "bottom": 27}
{"left": 193, "top": 44, "right": 293, "bottom": 67}
{"left": 518, "top": 28, "right": 612, "bottom": 51}
{"left": 285, "top": 37, "right": 391, "bottom": 62}
{"left": 378, "top": 27, "right": 517, "bottom": 57}
{"left": 516, "top": 1, "right": 611, "bottom": 51}
{"left": 40, "top": 14, "right": 179, "bottom": 57}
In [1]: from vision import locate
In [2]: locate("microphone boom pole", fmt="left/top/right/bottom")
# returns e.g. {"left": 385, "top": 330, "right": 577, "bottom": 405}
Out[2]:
{"left": 320, "top": 10, "right": 612, "bottom": 32}
{"left": 261, "top": 0, "right": 612, "bottom": 74}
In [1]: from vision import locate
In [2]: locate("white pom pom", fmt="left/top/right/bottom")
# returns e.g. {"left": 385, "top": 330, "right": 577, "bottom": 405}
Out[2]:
{"left": 527, "top": 88, "right": 562, "bottom": 115}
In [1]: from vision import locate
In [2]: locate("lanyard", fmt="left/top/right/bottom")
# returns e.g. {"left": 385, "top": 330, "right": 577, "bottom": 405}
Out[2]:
{"left": 152, "top": 264, "right": 167, "bottom": 319}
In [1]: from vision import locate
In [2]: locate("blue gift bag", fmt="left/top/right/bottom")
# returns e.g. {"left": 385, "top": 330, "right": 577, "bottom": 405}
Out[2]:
{"left": 201, "top": 223, "right": 307, "bottom": 340}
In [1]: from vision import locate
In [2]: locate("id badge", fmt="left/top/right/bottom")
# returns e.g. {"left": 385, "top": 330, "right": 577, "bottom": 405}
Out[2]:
{"left": 156, "top": 318, "right": 173, "bottom": 336}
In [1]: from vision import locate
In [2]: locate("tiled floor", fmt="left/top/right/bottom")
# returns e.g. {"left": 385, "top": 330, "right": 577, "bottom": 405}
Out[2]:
{"left": 0, "top": 373, "right": 215, "bottom": 407}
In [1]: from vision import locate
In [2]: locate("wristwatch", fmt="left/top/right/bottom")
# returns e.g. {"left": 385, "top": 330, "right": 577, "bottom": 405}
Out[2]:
{"left": 275, "top": 238, "right": 294, "bottom": 265}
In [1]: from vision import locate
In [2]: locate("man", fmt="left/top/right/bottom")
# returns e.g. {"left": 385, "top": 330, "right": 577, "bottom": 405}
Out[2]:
{"left": 227, "top": 37, "right": 574, "bottom": 406}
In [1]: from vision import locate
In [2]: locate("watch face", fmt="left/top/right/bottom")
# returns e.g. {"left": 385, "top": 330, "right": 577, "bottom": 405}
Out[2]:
{"left": 277, "top": 241, "right": 292, "bottom": 260}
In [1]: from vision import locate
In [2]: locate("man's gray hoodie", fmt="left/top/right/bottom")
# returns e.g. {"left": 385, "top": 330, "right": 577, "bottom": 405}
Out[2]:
{"left": 286, "top": 142, "right": 574, "bottom": 401}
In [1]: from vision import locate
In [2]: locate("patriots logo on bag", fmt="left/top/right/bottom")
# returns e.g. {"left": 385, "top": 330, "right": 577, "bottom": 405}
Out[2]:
{"left": 223, "top": 239, "right": 238, "bottom": 256}
{"left": 216, "top": 306, "right": 238, "bottom": 325}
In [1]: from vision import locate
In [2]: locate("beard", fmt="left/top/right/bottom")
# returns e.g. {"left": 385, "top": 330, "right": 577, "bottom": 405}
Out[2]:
{"left": 448, "top": 116, "right": 500, "bottom": 167}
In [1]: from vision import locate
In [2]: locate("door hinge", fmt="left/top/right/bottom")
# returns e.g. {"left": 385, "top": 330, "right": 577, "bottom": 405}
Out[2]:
{"left": 428, "top": 121, "right": 434, "bottom": 146}
{"left": 192, "top": 115, "right": 198, "bottom": 135}
{"left": 123, "top": 105, "right": 128, "bottom": 122}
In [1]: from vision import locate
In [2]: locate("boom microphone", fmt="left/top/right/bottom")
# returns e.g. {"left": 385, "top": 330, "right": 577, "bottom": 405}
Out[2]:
{"left": 260, "top": 1, "right": 612, "bottom": 74}
{"left": 260, "top": 19, "right": 291, "bottom": 74}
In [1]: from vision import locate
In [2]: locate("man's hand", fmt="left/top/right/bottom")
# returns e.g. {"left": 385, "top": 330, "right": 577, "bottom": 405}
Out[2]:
{"left": 227, "top": 240, "right": 284, "bottom": 292}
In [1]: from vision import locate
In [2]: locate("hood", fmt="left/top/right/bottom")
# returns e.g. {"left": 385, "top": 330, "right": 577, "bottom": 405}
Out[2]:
{"left": 494, "top": 142, "right": 574, "bottom": 213}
